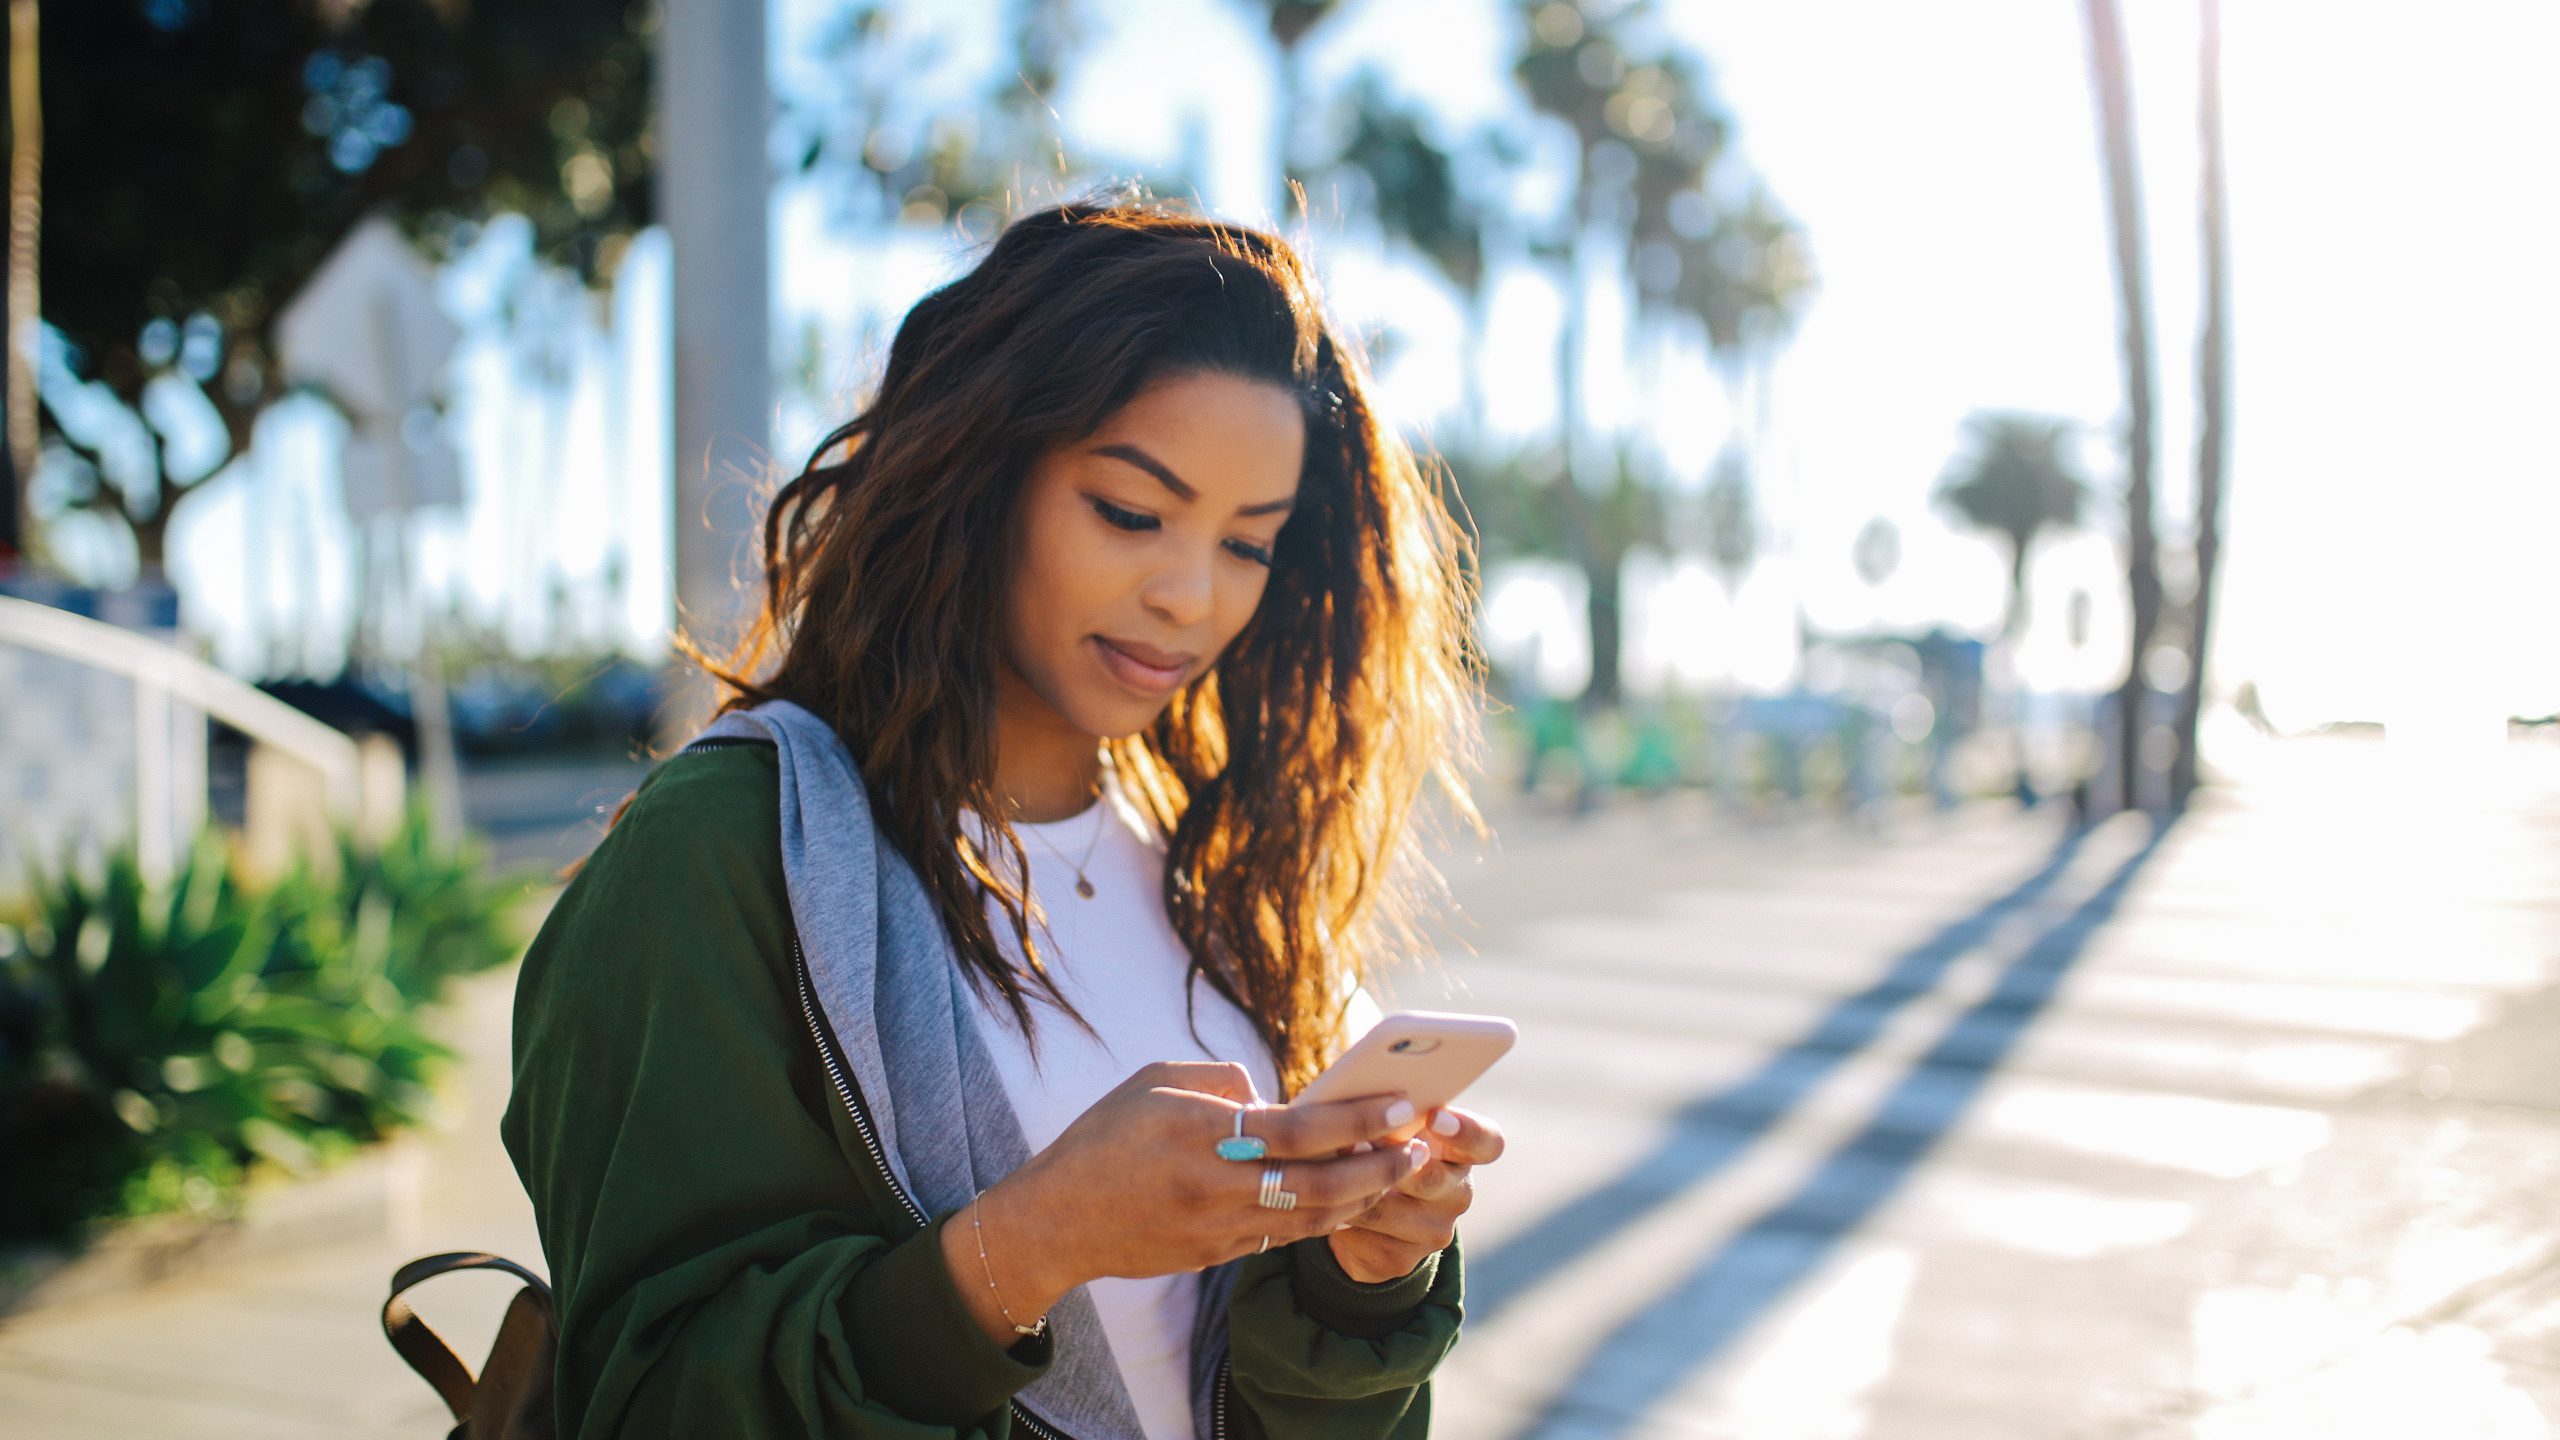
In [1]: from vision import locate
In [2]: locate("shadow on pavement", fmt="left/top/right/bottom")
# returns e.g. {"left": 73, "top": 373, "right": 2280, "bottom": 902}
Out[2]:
{"left": 1498, "top": 819, "right": 2173, "bottom": 1439}
{"left": 1468, "top": 822, "right": 2105, "bottom": 1323}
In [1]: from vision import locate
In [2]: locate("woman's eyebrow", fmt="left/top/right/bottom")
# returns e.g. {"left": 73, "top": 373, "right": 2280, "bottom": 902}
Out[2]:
{"left": 1093, "top": 442, "right": 1295, "bottom": 516}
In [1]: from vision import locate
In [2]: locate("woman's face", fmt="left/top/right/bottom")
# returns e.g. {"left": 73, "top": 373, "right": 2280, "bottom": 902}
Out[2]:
{"left": 1000, "top": 369, "right": 1306, "bottom": 741}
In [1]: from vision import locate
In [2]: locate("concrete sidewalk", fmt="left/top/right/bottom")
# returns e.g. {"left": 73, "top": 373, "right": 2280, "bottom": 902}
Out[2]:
{"left": 2, "top": 735, "right": 2555, "bottom": 1437}
{"left": 1410, "top": 736, "right": 2560, "bottom": 1439}
{"left": 0, "top": 962, "right": 540, "bottom": 1438}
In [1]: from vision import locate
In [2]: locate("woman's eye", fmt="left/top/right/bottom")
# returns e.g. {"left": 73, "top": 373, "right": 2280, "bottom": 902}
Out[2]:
{"left": 1225, "top": 538, "right": 1275, "bottom": 567}
{"left": 1089, "top": 496, "right": 1158, "bottom": 532}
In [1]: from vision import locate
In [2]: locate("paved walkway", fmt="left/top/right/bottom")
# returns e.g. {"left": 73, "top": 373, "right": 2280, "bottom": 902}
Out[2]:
{"left": 2, "top": 734, "right": 2554, "bottom": 1438}
{"left": 1411, "top": 735, "right": 2560, "bottom": 1438}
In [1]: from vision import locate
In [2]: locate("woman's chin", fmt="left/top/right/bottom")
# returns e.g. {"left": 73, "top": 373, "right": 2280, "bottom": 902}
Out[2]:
{"left": 1063, "top": 688, "right": 1178, "bottom": 743}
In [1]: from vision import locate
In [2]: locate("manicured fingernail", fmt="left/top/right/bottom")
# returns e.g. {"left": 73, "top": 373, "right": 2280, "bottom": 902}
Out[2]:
{"left": 1404, "top": 1138, "right": 1431, "bottom": 1170}
{"left": 1432, "top": 1109, "right": 1462, "bottom": 1136}
{"left": 1350, "top": 1140, "right": 1375, "bottom": 1155}
{"left": 1384, "top": 1098, "right": 1416, "bottom": 1129}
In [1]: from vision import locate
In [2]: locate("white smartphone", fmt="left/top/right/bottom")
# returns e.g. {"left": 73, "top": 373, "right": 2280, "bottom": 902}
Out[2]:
{"left": 1290, "top": 1009, "right": 1517, "bottom": 1144}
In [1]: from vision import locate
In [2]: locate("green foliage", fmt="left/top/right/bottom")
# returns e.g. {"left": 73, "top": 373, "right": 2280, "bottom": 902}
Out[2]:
{"left": 0, "top": 810, "right": 531, "bottom": 1245}
{"left": 271, "top": 803, "right": 539, "bottom": 1005}
{"left": 1334, "top": 70, "right": 1487, "bottom": 296}
{"left": 33, "top": 0, "right": 655, "bottom": 564}
{"left": 1700, "top": 446, "right": 1757, "bottom": 595}
{"left": 1935, "top": 411, "right": 2092, "bottom": 628}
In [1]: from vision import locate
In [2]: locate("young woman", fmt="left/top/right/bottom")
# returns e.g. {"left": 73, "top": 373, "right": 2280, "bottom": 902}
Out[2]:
{"left": 502, "top": 194, "right": 1503, "bottom": 1440}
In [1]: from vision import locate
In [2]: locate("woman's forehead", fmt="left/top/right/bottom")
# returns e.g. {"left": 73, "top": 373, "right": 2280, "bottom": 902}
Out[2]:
{"left": 1083, "top": 374, "right": 1304, "bottom": 507}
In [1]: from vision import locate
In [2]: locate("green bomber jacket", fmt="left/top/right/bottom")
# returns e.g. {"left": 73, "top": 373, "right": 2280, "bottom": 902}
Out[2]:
{"left": 500, "top": 741, "right": 1466, "bottom": 1439}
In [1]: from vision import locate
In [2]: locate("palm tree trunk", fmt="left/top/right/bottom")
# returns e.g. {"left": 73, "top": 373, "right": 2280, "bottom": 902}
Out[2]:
{"left": 2172, "top": 0, "right": 2231, "bottom": 805}
{"left": 1273, "top": 42, "right": 1303, "bottom": 222}
{"left": 1462, "top": 274, "right": 1492, "bottom": 456}
{"left": 1998, "top": 539, "right": 2036, "bottom": 800}
{"left": 1556, "top": 191, "right": 1623, "bottom": 708}
{"left": 2082, "top": 0, "right": 2163, "bottom": 813}
{"left": 7, "top": 0, "right": 41, "bottom": 545}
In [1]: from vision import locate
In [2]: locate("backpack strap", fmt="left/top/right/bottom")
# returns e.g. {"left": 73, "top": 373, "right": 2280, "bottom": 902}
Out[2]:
{"left": 382, "top": 1252, "right": 556, "bottom": 1423}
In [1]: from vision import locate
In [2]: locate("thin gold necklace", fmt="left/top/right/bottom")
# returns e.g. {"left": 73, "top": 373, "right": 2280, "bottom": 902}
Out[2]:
{"left": 1018, "top": 786, "right": 1106, "bottom": 899}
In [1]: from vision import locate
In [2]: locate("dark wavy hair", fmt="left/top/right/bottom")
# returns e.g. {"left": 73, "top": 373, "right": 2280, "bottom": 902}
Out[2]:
{"left": 689, "top": 189, "right": 1482, "bottom": 1097}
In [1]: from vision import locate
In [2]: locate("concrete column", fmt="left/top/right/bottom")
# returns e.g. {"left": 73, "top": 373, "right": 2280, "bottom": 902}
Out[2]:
{"left": 657, "top": 0, "right": 773, "bottom": 749}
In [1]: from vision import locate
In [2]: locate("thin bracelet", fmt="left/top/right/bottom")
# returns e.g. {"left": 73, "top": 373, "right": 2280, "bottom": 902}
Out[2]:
{"left": 969, "top": 1188, "right": 1048, "bottom": 1338}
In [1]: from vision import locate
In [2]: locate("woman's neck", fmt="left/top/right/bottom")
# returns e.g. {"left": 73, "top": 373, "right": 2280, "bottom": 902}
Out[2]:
{"left": 992, "top": 664, "right": 1106, "bottom": 823}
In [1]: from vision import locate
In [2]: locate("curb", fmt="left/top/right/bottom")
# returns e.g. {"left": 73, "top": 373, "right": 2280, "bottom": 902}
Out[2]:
{"left": 0, "top": 1132, "right": 425, "bottom": 1321}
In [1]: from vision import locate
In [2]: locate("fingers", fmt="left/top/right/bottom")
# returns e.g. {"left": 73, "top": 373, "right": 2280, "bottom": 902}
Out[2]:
{"left": 1139, "top": 1060, "right": 1261, "bottom": 1103}
{"left": 1424, "top": 1106, "right": 1506, "bottom": 1166}
{"left": 1336, "top": 1190, "right": 1460, "bottom": 1251}
{"left": 1242, "top": 1094, "right": 1419, "bottom": 1160}
{"left": 1238, "top": 1138, "right": 1429, "bottom": 1218}
{"left": 1398, "top": 1158, "right": 1472, "bottom": 1204}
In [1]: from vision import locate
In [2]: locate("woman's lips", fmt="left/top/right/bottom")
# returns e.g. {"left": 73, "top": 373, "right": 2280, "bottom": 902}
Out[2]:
{"left": 1093, "top": 636, "right": 1193, "bottom": 695}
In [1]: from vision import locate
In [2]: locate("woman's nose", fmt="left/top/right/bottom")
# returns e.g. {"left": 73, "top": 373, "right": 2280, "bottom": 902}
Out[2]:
{"left": 1140, "top": 546, "right": 1215, "bottom": 627}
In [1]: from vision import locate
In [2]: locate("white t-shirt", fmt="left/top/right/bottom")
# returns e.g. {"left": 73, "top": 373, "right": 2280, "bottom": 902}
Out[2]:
{"left": 958, "top": 770, "right": 1381, "bottom": 1440}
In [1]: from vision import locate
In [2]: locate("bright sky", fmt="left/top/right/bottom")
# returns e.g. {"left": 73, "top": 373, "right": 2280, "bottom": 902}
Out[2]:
{"left": 147, "top": 0, "right": 2557, "bottom": 731}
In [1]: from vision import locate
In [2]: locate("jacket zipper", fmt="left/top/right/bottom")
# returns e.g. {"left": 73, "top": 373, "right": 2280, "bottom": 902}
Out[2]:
{"left": 1213, "top": 1355, "right": 1233, "bottom": 1440}
{"left": 792, "top": 936, "right": 928, "bottom": 1231}
{"left": 791, "top": 936, "right": 1229, "bottom": 1440}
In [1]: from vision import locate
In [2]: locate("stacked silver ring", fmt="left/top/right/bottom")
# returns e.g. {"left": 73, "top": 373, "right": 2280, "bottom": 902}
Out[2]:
{"left": 1256, "top": 1163, "right": 1297, "bottom": 1211}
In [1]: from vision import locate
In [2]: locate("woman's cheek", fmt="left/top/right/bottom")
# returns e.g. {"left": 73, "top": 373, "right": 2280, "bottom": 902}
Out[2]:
{"left": 1218, "top": 567, "right": 1272, "bottom": 638}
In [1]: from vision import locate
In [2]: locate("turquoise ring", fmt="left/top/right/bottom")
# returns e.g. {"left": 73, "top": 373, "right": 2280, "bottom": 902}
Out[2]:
{"left": 1216, "top": 1106, "right": 1269, "bottom": 1162}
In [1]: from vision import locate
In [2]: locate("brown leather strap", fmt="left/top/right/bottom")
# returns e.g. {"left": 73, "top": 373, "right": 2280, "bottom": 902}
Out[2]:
{"left": 381, "top": 1253, "right": 556, "bottom": 1423}
{"left": 473, "top": 1288, "right": 561, "bottom": 1438}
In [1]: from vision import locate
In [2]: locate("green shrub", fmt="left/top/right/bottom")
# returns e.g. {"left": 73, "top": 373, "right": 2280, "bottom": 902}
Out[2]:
{"left": 0, "top": 808, "right": 532, "bottom": 1245}
{"left": 270, "top": 805, "right": 537, "bottom": 1004}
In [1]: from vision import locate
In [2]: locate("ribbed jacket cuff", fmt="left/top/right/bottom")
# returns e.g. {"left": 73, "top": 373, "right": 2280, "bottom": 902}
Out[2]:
{"left": 1286, "top": 1234, "right": 1443, "bottom": 1341}
{"left": 844, "top": 1210, "right": 1052, "bottom": 1425}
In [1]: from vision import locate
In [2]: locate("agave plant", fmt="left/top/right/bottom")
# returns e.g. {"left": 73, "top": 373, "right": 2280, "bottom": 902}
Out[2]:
{"left": 0, "top": 804, "right": 525, "bottom": 1245}
{"left": 271, "top": 800, "right": 537, "bottom": 1004}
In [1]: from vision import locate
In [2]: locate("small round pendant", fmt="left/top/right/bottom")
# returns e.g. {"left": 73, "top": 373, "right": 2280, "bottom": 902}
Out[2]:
{"left": 1075, "top": 877, "right": 1096, "bottom": 899}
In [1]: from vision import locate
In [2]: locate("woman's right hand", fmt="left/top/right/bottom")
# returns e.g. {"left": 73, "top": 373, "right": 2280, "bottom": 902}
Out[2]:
{"left": 942, "top": 1061, "right": 1430, "bottom": 1345}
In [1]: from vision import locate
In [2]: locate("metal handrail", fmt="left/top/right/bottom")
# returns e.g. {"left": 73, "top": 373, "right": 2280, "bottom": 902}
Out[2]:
{"left": 0, "top": 595, "right": 362, "bottom": 817}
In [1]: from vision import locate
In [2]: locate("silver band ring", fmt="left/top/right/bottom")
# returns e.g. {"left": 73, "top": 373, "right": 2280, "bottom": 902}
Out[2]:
{"left": 1256, "top": 1163, "right": 1298, "bottom": 1211}
{"left": 1256, "top": 1234, "right": 1272, "bottom": 1254}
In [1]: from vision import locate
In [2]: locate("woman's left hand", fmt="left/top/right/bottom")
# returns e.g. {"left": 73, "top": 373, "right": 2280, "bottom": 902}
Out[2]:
{"left": 1325, "top": 1105, "right": 1505, "bottom": 1284}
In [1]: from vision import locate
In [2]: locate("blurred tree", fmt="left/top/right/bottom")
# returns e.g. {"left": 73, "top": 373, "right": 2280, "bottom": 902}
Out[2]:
{"left": 2080, "top": 0, "right": 2164, "bottom": 812}
{"left": 1853, "top": 515, "right": 1901, "bottom": 589}
{"left": 1512, "top": 0, "right": 1810, "bottom": 705}
{"left": 1250, "top": 0, "right": 1346, "bottom": 217}
{"left": 785, "top": 0, "right": 1089, "bottom": 234}
{"left": 5, "top": 0, "right": 34, "bottom": 553}
{"left": 1939, "top": 410, "right": 2089, "bottom": 806}
{"left": 1328, "top": 70, "right": 1495, "bottom": 444}
{"left": 2172, "top": 0, "right": 2231, "bottom": 806}
{"left": 1665, "top": 178, "right": 1812, "bottom": 469}
{"left": 24, "top": 0, "right": 653, "bottom": 577}
{"left": 1934, "top": 412, "right": 2088, "bottom": 640}
{"left": 1560, "top": 436, "right": 1667, "bottom": 703}
{"left": 1700, "top": 443, "right": 1756, "bottom": 602}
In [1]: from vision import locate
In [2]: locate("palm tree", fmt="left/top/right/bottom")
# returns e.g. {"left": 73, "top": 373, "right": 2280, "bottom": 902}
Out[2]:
{"left": 2081, "top": 0, "right": 2164, "bottom": 813}
{"left": 1939, "top": 411, "right": 2090, "bottom": 803}
{"left": 1671, "top": 179, "right": 1814, "bottom": 459}
{"left": 1329, "top": 72, "right": 1492, "bottom": 444}
{"left": 1252, "top": 0, "right": 1343, "bottom": 218}
{"left": 2172, "top": 0, "right": 2231, "bottom": 805}
{"left": 1936, "top": 413, "right": 2089, "bottom": 640}
{"left": 1700, "top": 443, "right": 1757, "bottom": 603}
{"left": 1511, "top": 0, "right": 1810, "bottom": 705}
